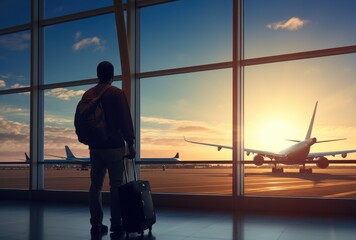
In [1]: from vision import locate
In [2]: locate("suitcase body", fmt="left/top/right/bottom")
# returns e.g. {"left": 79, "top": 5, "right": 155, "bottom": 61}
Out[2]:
{"left": 119, "top": 160, "right": 156, "bottom": 237}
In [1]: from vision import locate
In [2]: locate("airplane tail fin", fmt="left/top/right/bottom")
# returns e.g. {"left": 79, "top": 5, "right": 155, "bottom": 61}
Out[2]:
{"left": 173, "top": 152, "right": 180, "bottom": 159}
{"left": 305, "top": 101, "right": 318, "bottom": 140}
{"left": 25, "top": 153, "right": 30, "bottom": 162}
{"left": 65, "top": 146, "right": 75, "bottom": 160}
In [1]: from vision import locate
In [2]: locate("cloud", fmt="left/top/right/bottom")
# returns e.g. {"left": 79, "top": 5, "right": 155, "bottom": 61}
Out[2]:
{"left": 45, "top": 88, "right": 85, "bottom": 100}
{"left": 0, "top": 33, "right": 31, "bottom": 50}
{"left": 174, "top": 125, "right": 214, "bottom": 133}
{"left": 44, "top": 126, "right": 77, "bottom": 145}
{"left": 0, "top": 80, "right": 5, "bottom": 87}
{"left": 0, "top": 74, "right": 25, "bottom": 81}
{"left": 11, "top": 84, "right": 29, "bottom": 89}
{"left": 0, "top": 117, "right": 29, "bottom": 144}
{"left": 0, "top": 116, "right": 78, "bottom": 160}
{"left": 266, "top": 17, "right": 309, "bottom": 31}
{"left": 0, "top": 106, "right": 29, "bottom": 117}
{"left": 72, "top": 36, "right": 105, "bottom": 51}
{"left": 141, "top": 116, "right": 217, "bottom": 134}
{"left": 141, "top": 136, "right": 186, "bottom": 147}
{"left": 141, "top": 116, "right": 181, "bottom": 125}
{"left": 45, "top": 115, "right": 72, "bottom": 125}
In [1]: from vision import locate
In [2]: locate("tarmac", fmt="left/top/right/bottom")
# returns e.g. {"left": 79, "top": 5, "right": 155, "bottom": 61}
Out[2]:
{"left": 1, "top": 166, "right": 356, "bottom": 198}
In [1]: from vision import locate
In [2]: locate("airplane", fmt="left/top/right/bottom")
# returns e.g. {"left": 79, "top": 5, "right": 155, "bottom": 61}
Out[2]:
{"left": 25, "top": 148, "right": 90, "bottom": 170}
{"left": 184, "top": 101, "right": 356, "bottom": 174}
{"left": 26, "top": 145, "right": 181, "bottom": 171}
{"left": 64, "top": 146, "right": 181, "bottom": 171}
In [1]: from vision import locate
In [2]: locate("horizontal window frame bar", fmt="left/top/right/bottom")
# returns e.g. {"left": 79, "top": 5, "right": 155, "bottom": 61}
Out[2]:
{"left": 242, "top": 45, "right": 356, "bottom": 66}
{"left": 39, "top": 76, "right": 122, "bottom": 90}
{"left": 137, "top": 0, "right": 177, "bottom": 8}
{"left": 0, "top": 24, "right": 30, "bottom": 35}
{"left": 0, "top": 87, "right": 30, "bottom": 95}
{"left": 137, "top": 62, "right": 233, "bottom": 79}
{"left": 41, "top": 6, "right": 115, "bottom": 27}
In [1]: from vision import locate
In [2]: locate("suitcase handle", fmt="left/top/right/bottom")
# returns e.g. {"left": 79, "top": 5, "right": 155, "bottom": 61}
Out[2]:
{"left": 123, "top": 155, "right": 137, "bottom": 183}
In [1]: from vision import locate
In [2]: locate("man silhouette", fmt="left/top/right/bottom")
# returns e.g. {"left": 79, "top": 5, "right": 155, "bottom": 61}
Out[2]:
{"left": 83, "top": 61, "right": 136, "bottom": 235}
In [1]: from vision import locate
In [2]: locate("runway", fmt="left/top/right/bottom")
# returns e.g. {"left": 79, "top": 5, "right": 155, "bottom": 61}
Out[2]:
{"left": 1, "top": 166, "right": 356, "bottom": 198}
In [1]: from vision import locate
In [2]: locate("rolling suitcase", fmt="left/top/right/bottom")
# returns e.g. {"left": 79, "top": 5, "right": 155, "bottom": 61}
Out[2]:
{"left": 119, "top": 158, "right": 156, "bottom": 238}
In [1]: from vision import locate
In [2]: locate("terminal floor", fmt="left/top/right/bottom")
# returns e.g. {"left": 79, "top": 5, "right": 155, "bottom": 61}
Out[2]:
{"left": 0, "top": 200, "right": 355, "bottom": 240}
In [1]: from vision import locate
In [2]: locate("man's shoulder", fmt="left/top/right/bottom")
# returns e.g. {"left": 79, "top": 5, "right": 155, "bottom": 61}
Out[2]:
{"left": 106, "top": 85, "right": 124, "bottom": 96}
{"left": 82, "top": 86, "right": 96, "bottom": 98}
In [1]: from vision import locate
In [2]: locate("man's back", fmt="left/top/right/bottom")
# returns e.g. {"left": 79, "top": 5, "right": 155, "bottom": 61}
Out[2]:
{"left": 83, "top": 83, "right": 135, "bottom": 150}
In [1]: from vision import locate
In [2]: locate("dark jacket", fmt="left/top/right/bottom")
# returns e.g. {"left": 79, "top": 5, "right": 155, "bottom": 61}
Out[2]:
{"left": 83, "top": 83, "right": 135, "bottom": 149}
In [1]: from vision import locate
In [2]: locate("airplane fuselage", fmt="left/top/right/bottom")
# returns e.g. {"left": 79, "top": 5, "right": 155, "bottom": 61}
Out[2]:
{"left": 279, "top": 138, "right": 316, "bottom": 164}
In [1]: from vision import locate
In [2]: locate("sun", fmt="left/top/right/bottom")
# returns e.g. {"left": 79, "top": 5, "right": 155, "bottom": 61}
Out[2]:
{"left": 246, "top": 117, "right": 300, "bottom": 153}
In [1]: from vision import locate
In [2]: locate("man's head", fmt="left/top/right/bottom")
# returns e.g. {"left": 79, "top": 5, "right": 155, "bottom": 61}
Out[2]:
{"left": 97, "top": 61, "right": 114, "bottom": 83}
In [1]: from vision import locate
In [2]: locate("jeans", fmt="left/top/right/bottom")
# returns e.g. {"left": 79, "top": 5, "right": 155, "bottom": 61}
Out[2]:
{"left": 89, "top": 147, "right": 125, "bottom": 228}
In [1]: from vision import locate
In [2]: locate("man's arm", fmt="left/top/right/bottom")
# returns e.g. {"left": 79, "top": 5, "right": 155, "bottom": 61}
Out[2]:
{"left": 117, "top": 91, "right": 136, "bottom": 158}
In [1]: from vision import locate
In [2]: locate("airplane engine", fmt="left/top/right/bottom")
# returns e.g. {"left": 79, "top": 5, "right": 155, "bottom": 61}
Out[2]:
{"left": 316, "top": 156, "right": 329, "bottom": 169}
{"left": 342, "top": 153, "right": 347, "bottom": 158}
{"left": 253, "top": 155, "right": 264, "bottom": 166}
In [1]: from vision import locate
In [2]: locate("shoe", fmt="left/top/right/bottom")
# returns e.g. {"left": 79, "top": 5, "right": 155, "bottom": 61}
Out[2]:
{"left": 91, "top": 224, "right": 108, "bottom": 235}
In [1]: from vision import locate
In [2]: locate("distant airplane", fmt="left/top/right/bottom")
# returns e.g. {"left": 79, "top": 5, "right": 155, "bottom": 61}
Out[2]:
{"left": 25, "top": 147, "right": 90, "bottom": 170}
{"left": 26, "top": 146, "right": 180, "bottom": 170}
{"left": 63, "top": 146, "right": 180, "bottom": 163}
{"left": 185, "top": 101, "right": 356, "bottom": 173}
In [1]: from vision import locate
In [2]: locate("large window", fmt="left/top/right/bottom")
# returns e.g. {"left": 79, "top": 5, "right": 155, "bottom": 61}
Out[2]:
{"left": 1, "top": 0, "right": 356, "bottom": 202}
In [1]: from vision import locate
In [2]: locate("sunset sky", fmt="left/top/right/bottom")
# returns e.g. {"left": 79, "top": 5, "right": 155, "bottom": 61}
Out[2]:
{"left": 0, "top": 0, "right": 356, "bottom": 162}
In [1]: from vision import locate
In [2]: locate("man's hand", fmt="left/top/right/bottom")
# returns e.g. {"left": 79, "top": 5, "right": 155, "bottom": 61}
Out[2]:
{"left": 127, "top": 145, "right": 136, "bottom": 159}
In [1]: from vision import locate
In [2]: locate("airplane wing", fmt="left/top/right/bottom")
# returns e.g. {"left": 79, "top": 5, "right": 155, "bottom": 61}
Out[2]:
{"left": 184, "top": 137, "right": 232, "bottom": 151}
{"left": 184, "top": 137, "right": 286, "bottom": 159}
{"left": 308, "top": 149, "right": 356, "bottom": 158}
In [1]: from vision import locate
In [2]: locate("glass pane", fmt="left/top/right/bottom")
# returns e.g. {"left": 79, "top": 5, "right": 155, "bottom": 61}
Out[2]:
{"left": 0, "top": 93, "right": 30, "bottom": 189}
{"left": 0, "top": 0, "right": 30, "bottom": 29}
{"left": 44, "top": 0, "right": 113, "bottom": 19}
{"left": 44, "top": 14, "right": 121, "bottom": 84}
{"left": 0, "top": 31, "right": 30, "bottom": 90}
{"left": 43, "top": 81, "right": 122, "bottom": 190}
{"left": 140, "top": 69, "right": 232, "bottom": 194}
{"left": 245, "top": 0, "right": 356, "bottom": 58}
{"left": 140, "top": 0, "right": 232, "bottom": 72}
{"left": 244, "top": 54, "right": 356, "bottom": 198}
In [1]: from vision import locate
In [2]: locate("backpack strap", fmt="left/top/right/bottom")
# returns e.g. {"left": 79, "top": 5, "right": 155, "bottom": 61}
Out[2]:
{"left": 95, "top": 84, "right": 112, "bottom": 99}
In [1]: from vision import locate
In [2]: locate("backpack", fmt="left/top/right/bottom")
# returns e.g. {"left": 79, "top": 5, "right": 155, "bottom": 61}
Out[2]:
{"left": 74, "top": 85, "right": 111, "bottom": 145}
